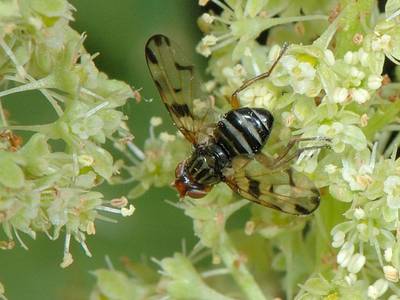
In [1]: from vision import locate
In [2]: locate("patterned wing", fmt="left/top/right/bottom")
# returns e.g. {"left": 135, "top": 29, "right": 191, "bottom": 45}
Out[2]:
{"left": 224, "top": 156, "right": 320, "bottom": 215}
{"left": 145, "top": 34, "right": 215, "bottom": 144}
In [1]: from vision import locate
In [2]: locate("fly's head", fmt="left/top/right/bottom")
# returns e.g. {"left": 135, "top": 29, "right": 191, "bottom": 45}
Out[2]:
{"left": 172, "top": 161, "right": 211, "bottom": 199}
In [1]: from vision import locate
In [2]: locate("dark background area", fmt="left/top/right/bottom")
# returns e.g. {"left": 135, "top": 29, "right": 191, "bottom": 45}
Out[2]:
{"left": 0, "top": 1, "right": 205, "bottom": 299}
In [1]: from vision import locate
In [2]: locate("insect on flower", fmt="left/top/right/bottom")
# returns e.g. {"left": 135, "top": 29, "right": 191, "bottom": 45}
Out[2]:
{"left": 145, "top": 34, "right": 329, "bottom": 215}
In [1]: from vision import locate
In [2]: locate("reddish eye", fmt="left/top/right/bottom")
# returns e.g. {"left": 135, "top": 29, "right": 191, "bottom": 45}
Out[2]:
{"left": 175, "top": 162, "right": 185, "bottom": 177}
{"left": 187, "top": 189, "right": 208, "bottom": 199}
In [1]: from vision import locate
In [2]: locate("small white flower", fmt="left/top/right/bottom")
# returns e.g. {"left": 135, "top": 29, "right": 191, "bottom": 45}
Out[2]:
{"left": 150, "top": 116, "right": 163, "bottom": 127}
{"left": 245, "top": 221, "right": 255, "bottom": 235}
{"left": 384, "top": 176, "right": 400, "bottom": 208}
{"left": 367, "top": 75, "right": 382, "bottom": 90}
{"left": 295, "top": 62, "right": 316, "bottom": 78}
{"left": 345, "top": 273, "right": 357, "bottom": 285}
{"left": 78, "top": 155, "right": 94, "bottom": 167}
{"left": 325, "top": 164, "right": 338, "bottom": 174}
{"left": 324, "top": 49, "right": 335, "bottom": 66}
{"left": 333, "top": 87, "right": 349, "bottom": 103}
{"left": 222, "top": 66, "right": 243, "bottom": 87}
{"left": 160, "top": 132, "right": 176, "bottom": 143}
{"left": 367, "top": 279, "right": 389, "bottom": 299}
{"left": 233, "top": 64, "right": 247, "bottom": 77}
{"left": 268, "top": 45, "right": 282, "bottom": 62}
{"left": 350, "top": 67, "right": 365, "bottom": 81}
{"left": 277, "top": 55, "right": 320, "bottom": 97}
{"left": 351, "top": 88, "right": 370, "bottom": 104}
{"left": 356, "top": 223, "right": 368, "bottom": 236}
{"left": 372, "top": 34, "right": 392, "bottom": 52}
{"left": 337, "top": 242, "right": 354, "bottom": 267}
{"left": 86, "top": 221, "right": 96, "bottom": 235}
{"left": 200, "top": 13, "right": 214, "bottom": 24}
{"left": 332, "top": 230, "right": 345, "bottom": 248}
{"left": 121, "top": 204, "right": 135, "bottom": 217}
{"left": 360, "top": 114, "right": 369, "bottom": 127}
{"left": 357, "top": 48, "right": 369, "bottom": 67}
{"left": 385, "top": 248, "right": 393, "bottom": 262}
{"left": 347, "top": 253, "right": 366, "bottom": 273}
{"left": 383, "top": 265, "right": 399, "bottom": 282}
{"left": 354, "top": 208, "right": 365, "bottom": 220}
{"left": 344, "top": 51, "right": 358, "bottom": 65}
{"left": 342, "top": 158, "right": 373, "bottom": 191}
{"left": 318, "top": 122, "right": 344, "bottom": 137}
{"left": 282, "top": 112, "right": 295, "bottom": 127}
{"left": 202, "top": 34, "right": 218, "bottom": 46}
{"left": 204, "top": 80, "right": 216, "bottom": 92}
{"left": 240, "top": 84, "right": 274, "bottom": 108}
{"left": 244, "top": 47, "right": 252, "bottom": 57}
{"left": 197, "top": 43, "right": 211, "bottom": 57}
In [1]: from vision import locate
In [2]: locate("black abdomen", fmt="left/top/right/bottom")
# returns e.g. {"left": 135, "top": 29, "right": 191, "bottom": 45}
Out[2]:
{"left": 215, "top": 107, "right": 273, "bottom": 157}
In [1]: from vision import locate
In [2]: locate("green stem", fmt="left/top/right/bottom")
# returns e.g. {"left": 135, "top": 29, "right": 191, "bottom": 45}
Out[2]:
{"left": 257, "top": 15, "right": 328, "bottom": 36}
{"left": 218, "top": 231, "right": 268, "bottom": 300}
{"left": 0, "top": 125, "right": 47, "bottom": 132}
{"left": 0, "top": 77, "right": 53, "bottom": 98}
{"left": 0, "top": 98, "right": 7, "bottom": 127}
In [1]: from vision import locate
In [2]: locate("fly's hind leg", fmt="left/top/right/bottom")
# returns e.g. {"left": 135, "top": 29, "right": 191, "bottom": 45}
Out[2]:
{"left": 230, "top": 43, "right": 289, "bottom": 109}
{"left": 256, "top": 136, "right": 331, "bottom": 170}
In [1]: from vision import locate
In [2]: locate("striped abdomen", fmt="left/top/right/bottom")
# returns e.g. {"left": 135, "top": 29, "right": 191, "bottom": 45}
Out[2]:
{"left": 215, "top": 107, "right": 274, "bottom": 157}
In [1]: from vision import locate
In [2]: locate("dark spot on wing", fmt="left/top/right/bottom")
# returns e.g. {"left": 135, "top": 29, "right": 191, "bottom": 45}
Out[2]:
{"left": 153, "top": 34, "right": 164, "bottom": 46}
{"left": 247, "top": 178, "right": 260, "bottom": 198}
{"left": 311, "top": 195, "right": 320, "bottom": 206}
{"left": 295, "top": 204, "right": 310, "bottom": 215}
{"left": 173, "top": 88, "right": 182, "bottom": 93}
{"left": 170, "top": 103, "right": 192, "bottom": 118}
{"left": 175, "top": 62, "right": 194, "bottom": 72}
{"left": 145, "top": 47, "right": 158, "bottom": 64}
{"left": 269, "top": 203, "right": 283, "bottom": 211}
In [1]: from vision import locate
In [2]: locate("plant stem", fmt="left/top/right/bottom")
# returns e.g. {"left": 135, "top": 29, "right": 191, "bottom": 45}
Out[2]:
{"left": 218, "top": 231, "right": 267, "bottom": 300}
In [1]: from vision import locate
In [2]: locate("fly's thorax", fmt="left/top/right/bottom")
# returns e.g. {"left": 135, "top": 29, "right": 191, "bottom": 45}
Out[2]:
{"left": 186, "top": 144, "right": 227, "bottom": 186}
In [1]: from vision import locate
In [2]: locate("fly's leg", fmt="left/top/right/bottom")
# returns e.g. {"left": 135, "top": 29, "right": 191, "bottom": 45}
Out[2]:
{"left": 230, "top": 43, "right": 289, "bottom": 109}
{"left": 256, "top": 136, "right": 331, "bottom": 170}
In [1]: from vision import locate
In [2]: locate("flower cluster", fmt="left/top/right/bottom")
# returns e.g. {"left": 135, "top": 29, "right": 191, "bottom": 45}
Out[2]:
{"left": 0, "top": 0, "right": 136, "bottom": 267}
{"left": 90, "top": 0, "right": 400, "bottom": 299}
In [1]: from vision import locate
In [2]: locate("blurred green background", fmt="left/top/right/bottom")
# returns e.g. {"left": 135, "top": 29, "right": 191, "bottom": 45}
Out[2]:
{"left": 0, "top": 1, "right": 205, "bottom": 299}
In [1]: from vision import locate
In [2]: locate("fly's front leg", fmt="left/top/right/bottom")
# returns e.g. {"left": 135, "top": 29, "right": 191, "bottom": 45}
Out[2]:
{"left": 229, "top": 43, "right": 289, "bottom": 109}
